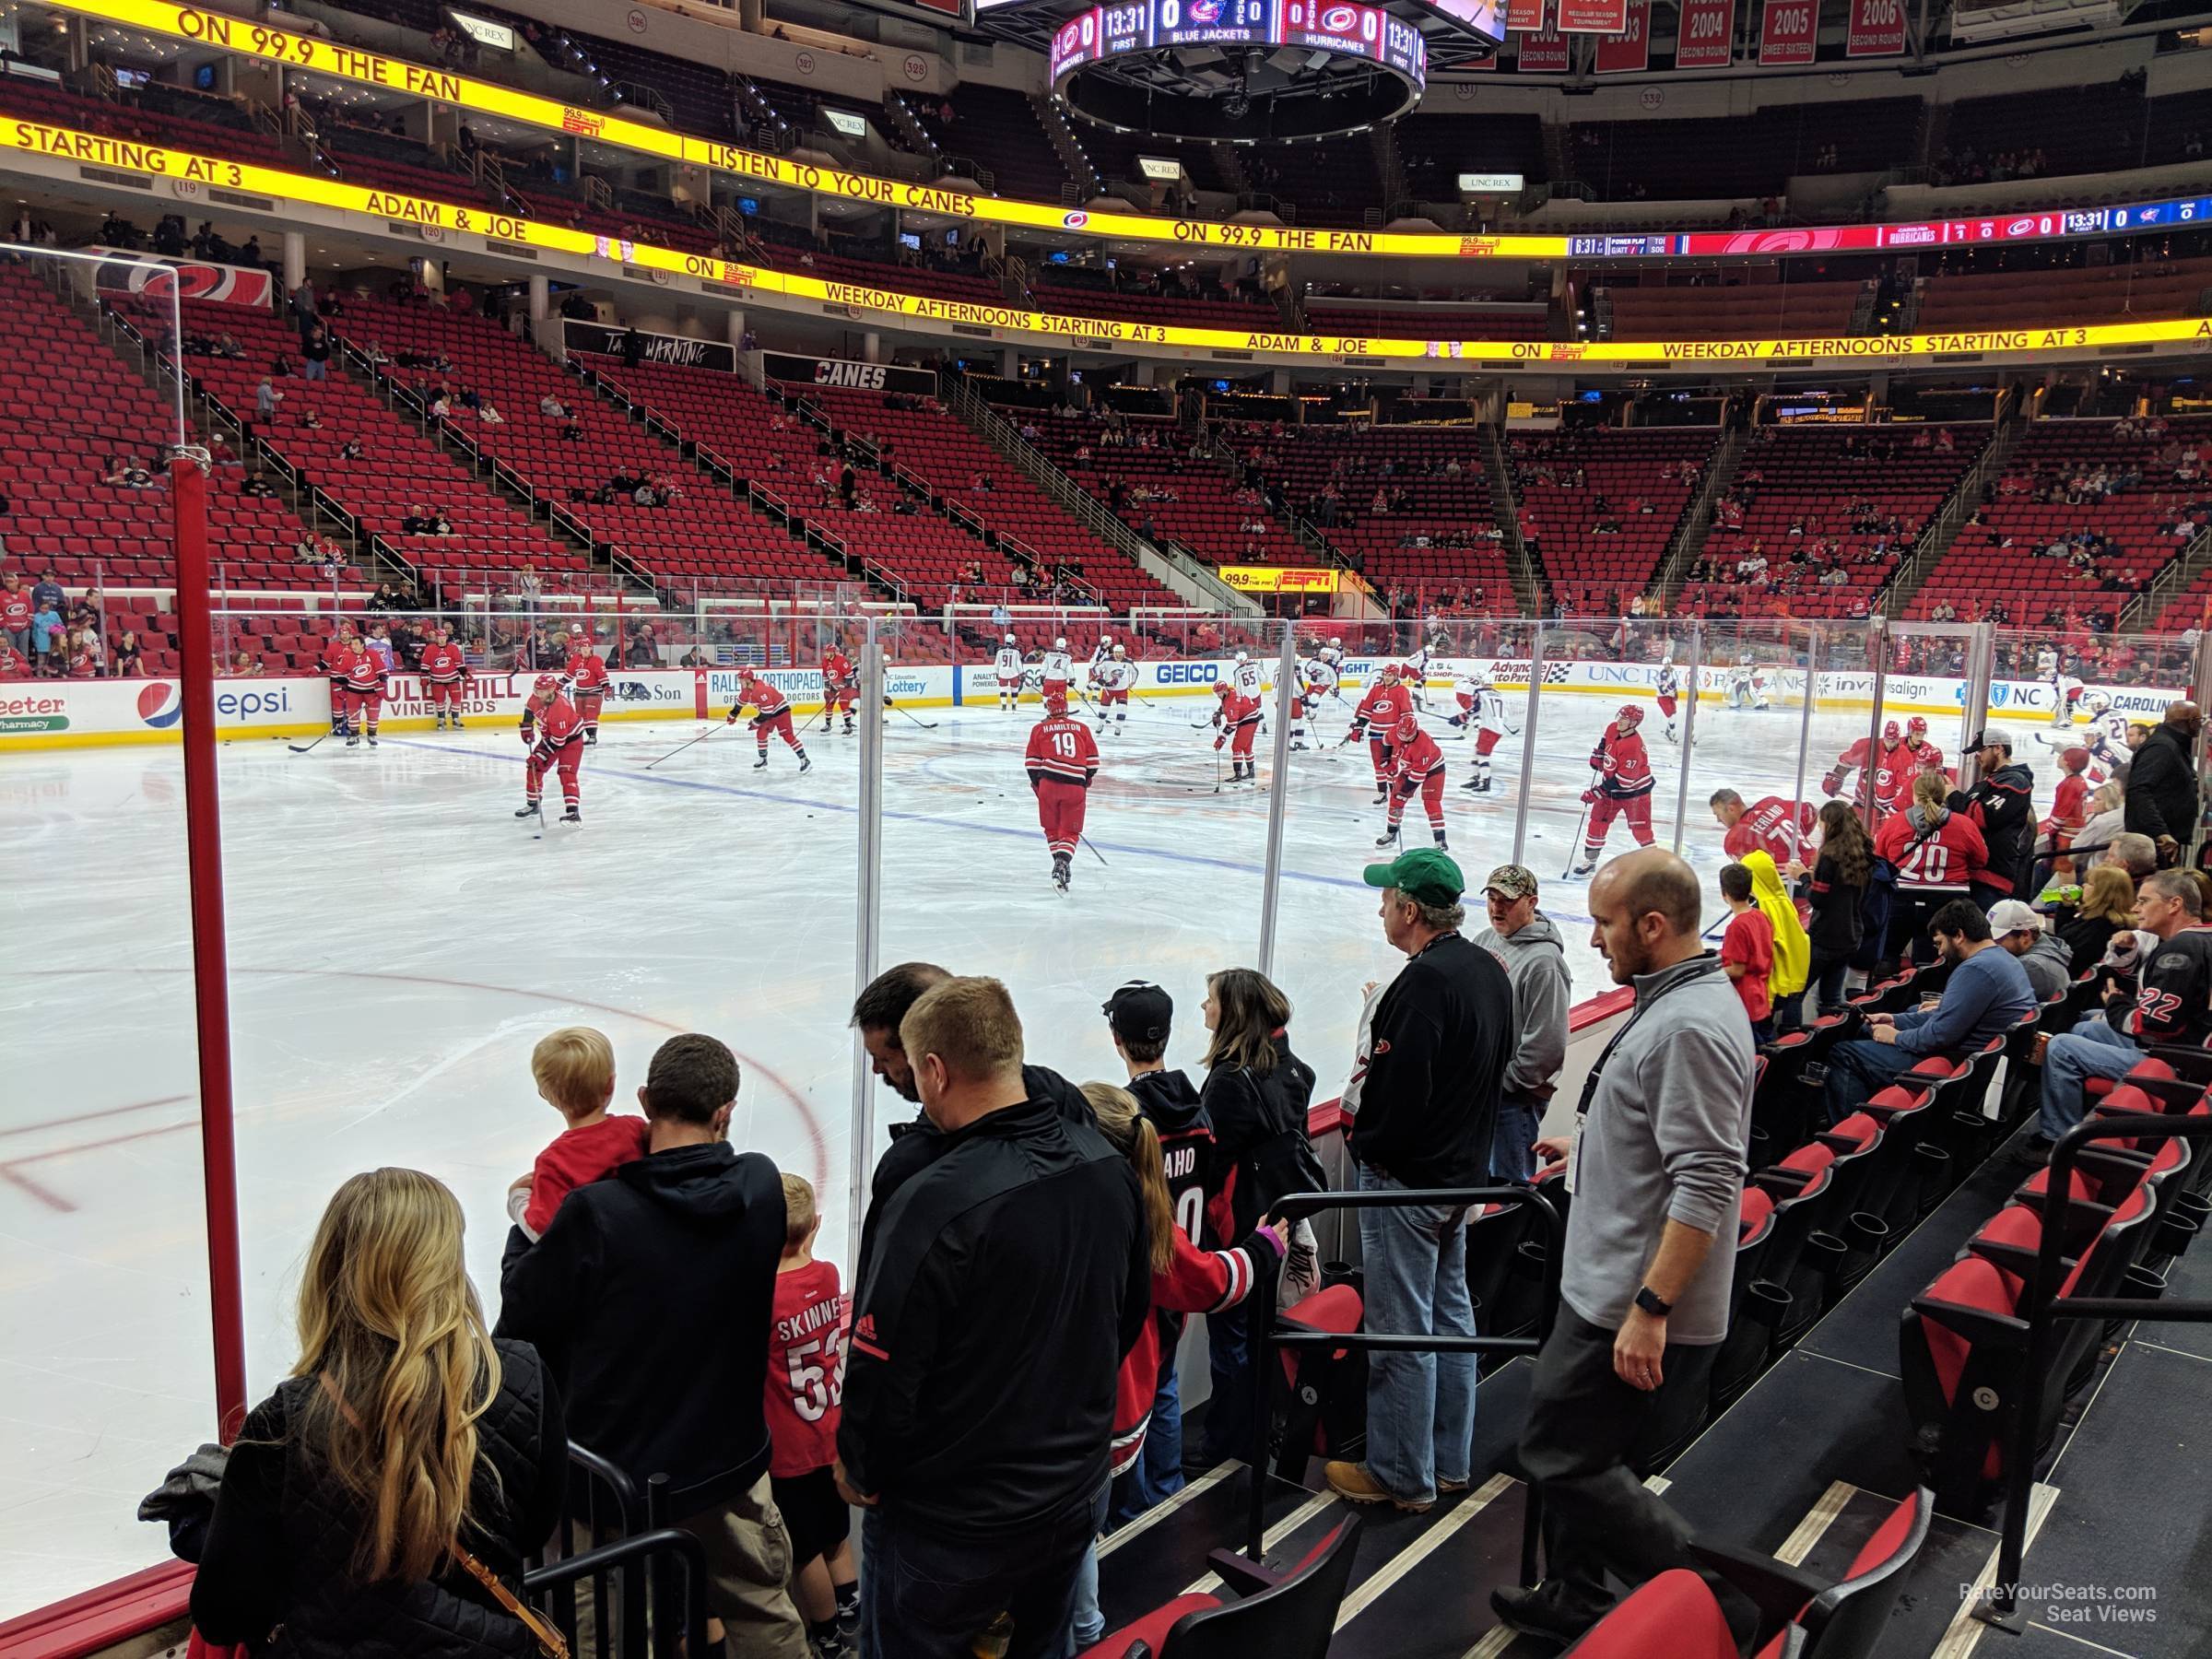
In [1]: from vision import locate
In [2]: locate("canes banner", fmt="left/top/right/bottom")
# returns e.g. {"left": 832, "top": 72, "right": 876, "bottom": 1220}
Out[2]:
{"left": 1558, "top": 0, "right": 1628, "bottom": 29}
{"left": 1759, "top": 0, "right": 1816, "bottom": 63}
{"left": 1673, "top": 0, "right": 1734, "bottom": 65}
{"left": 1844, "top": 0, "right": 1907, "bottom": 55}
{"left": 1518, "top": 7, "right": 1571, "bottom": 67}
{"left": 1594, "top": 0, "right": 1651, "bottom": 70}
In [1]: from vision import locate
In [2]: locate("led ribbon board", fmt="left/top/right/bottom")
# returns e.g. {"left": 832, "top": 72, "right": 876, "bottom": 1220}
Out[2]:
{"left": 8, "top": 117, "right": 2209, "bottom": 366}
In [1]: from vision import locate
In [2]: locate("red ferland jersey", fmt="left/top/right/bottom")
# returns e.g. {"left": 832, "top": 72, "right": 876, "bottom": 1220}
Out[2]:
{"left": 2045, "top": 774, "right": 2090, "bottom": 837}
{"left": 1724, "top": 797, "right": 1816, "bottom": 863}
{"left": 1590, "top": 726, "right": 1654, "bottom": 796}
{"left": 320, "top": 637, "right": 356, "bottom": 677}
{"left": 1024, "top": 713, "right": 1100, "bottom": 784}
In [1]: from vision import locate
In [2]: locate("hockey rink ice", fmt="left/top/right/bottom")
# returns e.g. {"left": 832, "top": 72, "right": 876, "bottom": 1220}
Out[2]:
{"left": 0, "top": 680, "right": 2062, "bottom": 1612}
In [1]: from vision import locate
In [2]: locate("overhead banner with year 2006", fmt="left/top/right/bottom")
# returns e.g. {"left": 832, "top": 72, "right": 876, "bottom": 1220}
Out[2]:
{"left": 1673, "top": 0, "right": 1734, "bottom": 66}
{"left": 1844, "top": 0, "right": 1907, "bottom": 56}
{"left": 1593, "top": 0, "right": 1650, "bottom": 71}
{"left": 1759, "top": 0, "right": 1817, "bottom": 62}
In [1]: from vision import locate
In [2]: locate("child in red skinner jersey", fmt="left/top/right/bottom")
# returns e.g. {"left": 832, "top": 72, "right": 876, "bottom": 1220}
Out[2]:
{"left": 1718, "top": 864, "right": 1777, "bottom": 1044}
{"left": 505, "top": 1027, "right": 650, "bottom": 1241}
{"left": 766, "top": 1173, "right": 858, "bottom": 1653}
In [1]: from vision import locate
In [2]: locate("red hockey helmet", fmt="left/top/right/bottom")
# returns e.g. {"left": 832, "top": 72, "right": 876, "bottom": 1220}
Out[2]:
{"left": 1883, "top": 720, "right": 1901, "bottom": 741}
{"left": 531, "top": 672, "right": 560, "bottom": 694}
{"left": 1617, "top": 703, "right": 1644, "bottom": 725}
{"left": 1906, "top": 715, "right": 1929, "bottom": 738}
{"left": 1376, "top": 664, "right": 1399, "bottom": 683}
{"left": 1393, "top": 712, "right": 1421, "bottom": 744}
{"left": 1043, "top": 690, "right": 1069, "bottom": 716}
{"left": 2060, "top": 746, "right": 2091, "bottom": 774}
{"left": 1214, "top": 681, "right": 1232, "bottom": 698}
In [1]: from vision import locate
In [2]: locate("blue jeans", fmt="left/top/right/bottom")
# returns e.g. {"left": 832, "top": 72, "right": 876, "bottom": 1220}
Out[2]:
{"left": 1071, "top": 1537, "right": 1105, "bottom": 1650}
{"left": 1356, "top": 1162, "right": 1477, "bottom": 1505}
{"left": 861, "top": 1482, "right": 1106, "bottom": 1659}
{"left": 1491, "top": 1098, "right": 1543, "bottom": 1182}
{"left": 1112, "top": 1340, "right": 1185, "bottom": 1523}
{"left": 2039, "top": 1015, "right": 2144, "bottom": 1141}
{"left": 1823, "top": 1037, "right": 1918, "bottom": 1124}
{"left": 1200, "top": 1301, "right": 1253, "bottom": 1468}
{"left": 302, "top": 357, "right": 326, "bottom": 381}
{"left": 1807, "top": 947, "right": 1852, "bottom": 1015}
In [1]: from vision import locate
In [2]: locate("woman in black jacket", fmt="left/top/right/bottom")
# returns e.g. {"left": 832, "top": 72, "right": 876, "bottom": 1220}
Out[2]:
{"left": 1195, "top": 968, "right": 1319, "bottom": 1466}
{"left": 2051, "top": 863, "right": 2136, "bottom": 970}
{"left": 1794, "top": 800, "right": 1873, "bottom": 1017}
{"left": 192, "top": 1169, "right": 567, "bottom": 1658}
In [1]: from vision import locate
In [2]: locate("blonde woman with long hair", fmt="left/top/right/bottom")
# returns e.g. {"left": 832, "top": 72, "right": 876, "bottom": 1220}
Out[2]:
{"left": 191, "top": 1168, "right": 567, "bottom": 1655}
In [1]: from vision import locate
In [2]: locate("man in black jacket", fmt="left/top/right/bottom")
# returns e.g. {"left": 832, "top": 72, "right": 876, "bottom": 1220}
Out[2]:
{"left": 1957, "top": 727, "right": 2036, "bottom": 906}
{"left": 2124, "top": 700, "right": 2203, "bottom": 867}
{"left": 838, "top": 977, "right": 1148, "bottom": 1659}
{"left": 497, "top": 1034, "right": 805, "bottom": 1657}
{"left": 1327, "top": 848, "right": 1514, "bottom": 1513}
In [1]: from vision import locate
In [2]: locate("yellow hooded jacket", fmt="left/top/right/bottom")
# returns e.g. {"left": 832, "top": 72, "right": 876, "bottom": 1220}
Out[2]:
{"left": 1745, "top": 850, "right": 1810, "bottom": 1002}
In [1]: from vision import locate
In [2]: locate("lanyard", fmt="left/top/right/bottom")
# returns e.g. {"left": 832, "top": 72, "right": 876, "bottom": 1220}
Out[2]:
{"left": 1574, "top": 957, "right": 1716, "bottom": 1120}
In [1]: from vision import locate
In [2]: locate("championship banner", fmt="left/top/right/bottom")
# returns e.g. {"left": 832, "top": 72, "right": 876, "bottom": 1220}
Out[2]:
{"left": 1593, "top": 0, "right": 1651, "bottom": 71}
{"left": 1516, "top": 9, "right": 1571, "bottom": 69}
{"left": 1758, "top": 0, "right": 1817, "bottom": 63}
{"left": 1504, "top": 0, "right": 1546, "bottom": 27}
{"left": 1220, "top": 566, "right": 1343, "bottom": 594}
{"left": 1557, "top": 0, "right": 1628, "bottom": 30}
{"left": 91, "top": 246, "right": 271, "bottom": 307}
{"left": 759, "top": 352, "right": 940, "bottom": 395}
{"left": 563, "top": 318, "right": 736, "bottom": 371}
{"left": 1844, "top": 0, "right": 1907, "bottom": 56}
{"left": 1672, "top": 0, "right": 1735, "bottom": 66}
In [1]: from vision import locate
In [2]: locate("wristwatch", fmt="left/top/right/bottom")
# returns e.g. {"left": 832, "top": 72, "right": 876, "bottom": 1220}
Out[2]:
{"left": 1634, "top": 1286, "right": 1674, "bottom": 1318}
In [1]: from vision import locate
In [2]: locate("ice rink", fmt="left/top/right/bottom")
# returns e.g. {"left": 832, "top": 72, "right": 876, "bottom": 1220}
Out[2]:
{"left": 0, "top": 676, "right": 2053, "bottom": 1614}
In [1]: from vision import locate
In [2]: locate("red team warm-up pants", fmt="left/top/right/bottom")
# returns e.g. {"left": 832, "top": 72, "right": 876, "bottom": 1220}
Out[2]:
{"left": 1584, "top": 792, "right": 1655, "bottom": 853}
{"left": 1389, "top": 771, "right": 1445, "bottom": 832}
{"left": 337, "top": 689, "right": 382, "bottom": 735}
{"left": 527, "top": 735, "right": 583, "bottom": 808}
{"left": 1222, "top": 722, "right": 1257, "bottom": 761}
{"left": 1035, "top": 778, "right": 1088, "bottom": 858}
{"left": 426, "top": 678, "right": 465, "bottom": 711}
{"left": 753, "top": 709, "right": 801, "bottom": 753}
{"left": 1368, "top": 736, "right": 1394, "bottom": 787}
{"left": 826, "top": 679, "right": 857, "bottom": 717}
{"left": 575, "top": 691, "right": 604, "bottom": 736}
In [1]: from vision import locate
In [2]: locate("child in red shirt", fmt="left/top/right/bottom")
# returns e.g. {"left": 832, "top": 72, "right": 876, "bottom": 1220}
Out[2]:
{"left": 505, "top": 1027, "right": 650, "bottom": 1241}
{"left": 1719, "top": 863, "right": 1777, "bottom": 1044}
{"left": 766, "top": 1172, "right": 857, "bottom": 1653}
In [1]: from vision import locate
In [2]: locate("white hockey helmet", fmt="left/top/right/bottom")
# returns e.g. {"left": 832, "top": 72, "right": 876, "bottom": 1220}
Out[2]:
{"left": 1236, "top": 650, "right": 1249, "bottom": 663}
{"left": 1100, "top": 633, "right": 1113, "bottom": 646}
{"left": 1112, "top": 643, "right": 1126, "bottom": 656}
{"left": 1004, "top": 632, "right": 1017, "bottom": 644}
{"left": 1330, "top": 636, "right": 1342, "bottom": 646}
{"left": 1054, "top": 636, "right": 1067, "bottom": 650}
{"left": 2085, "top": 689, "right": 2112, "bottom": 713}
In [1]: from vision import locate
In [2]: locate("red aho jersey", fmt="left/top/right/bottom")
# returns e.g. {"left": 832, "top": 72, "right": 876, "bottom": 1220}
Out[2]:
{"left": 1590, "top": 725, "right": 1654, "bottom": 796}
{"left": 567, "top": 649, "right": 609, "bottom": 695}
{"left": 1350, "top": 682, "right": 1410, "bottom": 739}
{"left": 341, "top": 648, "right": 388, "bottom": 694}
{"left": 1874, "top": 806, "right": 1988, "bottom": 892}
{"left": 1392, "top": 726, "right": 1445, "bottom": 785}
{"left": 1724, "top": 796, "right": 1817, "bottom": 863}
{"left": 418, "top": 641, "right": 465, "bottom": 685}
{"left": 523, "top": 689, "right": 586, "bottom": 748}
{"left": 738, "top": 677, "right": 789, "bottom": 716}
{"left": 1110, "top": 1226, "right": 1282, "bottom": 1478}
{"left": 765, "top": 1258, "right": 848, "bottom": 1478}
{"left": 1024, "top": 712, "right": 1100, "bottom": 785}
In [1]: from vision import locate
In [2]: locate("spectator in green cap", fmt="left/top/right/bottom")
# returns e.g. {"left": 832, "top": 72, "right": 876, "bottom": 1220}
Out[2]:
{"left": 1324, "top": 846, "right": 1514, "bottom": 1513}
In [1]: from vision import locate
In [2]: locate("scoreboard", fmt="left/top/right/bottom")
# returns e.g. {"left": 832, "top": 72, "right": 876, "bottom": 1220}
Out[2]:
{"left": 1052, "top": 0, "right": 1425, "bottom": 80}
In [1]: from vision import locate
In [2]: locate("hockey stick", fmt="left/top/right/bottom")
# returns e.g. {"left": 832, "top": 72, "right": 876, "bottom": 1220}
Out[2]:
{"left": 891, "top": 703, "right": 939, "bottom": 731}
{"left": 1080, "top": 834, "right": 1109, "bottom": 867}
{"left": 645, "top": 724, "right": 722, "bottom": 769}
{"left": 288, "top": 731, "right": 330, "bottom": 755}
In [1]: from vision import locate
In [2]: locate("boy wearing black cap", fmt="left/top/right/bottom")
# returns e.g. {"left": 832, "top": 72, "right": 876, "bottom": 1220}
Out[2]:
{"left": 1102, "top": 980, "right": 1215, "bottom": 1515}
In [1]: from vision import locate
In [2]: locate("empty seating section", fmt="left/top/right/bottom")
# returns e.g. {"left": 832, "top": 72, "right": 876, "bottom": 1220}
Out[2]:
{"left": 1395, "top": 112, "right": 1546, "bottom": 203}
{"left": 1601, "top": 281, "right": 1864, "bottom": 342}
{"left": 1564, "top": 100, "right": 1922, "bottom": 201}
{"left": 1065, "top": 129, "right": 1232, "bottom": 195}
{"left": 338, "top": 297, "right": 828, "bottom": 591}
{"left": 317, "top": 123, "right": 504, "bottom": 214}
{"left": 1914, "top": 256, "right": 2212, "bottom": 331}
{"left": 1028, "top": 414, "right": 1302, "bottom": 566}
{"left": 1241, "top": 138, "right": 1383, "bottom": 228}
{"left": 1262, "top": 426, "right": 1513, "bottom": 602}
{"left": 1303, "top": 300, "right": 1548, "bottom": 341}
{"left": 1512, "top": 428, "right": 1713, "bottom": 608}
{"left": 0, "top": 269, "right": 319, "bottom": 645}
{"left": 174, "top": 297, "right": 582, "bottom": 587}
{"left": 534, "top": 21, "right": 738, "bottom": 139}
{"left": 1685, "top": 424, "right": 1984, "bottom": 619}
{"left": 1903, "top": 417, "right": 2212, "bottom": 621}
{"left": 911, "top": 86, "right": 1074, "bottom": 204}
{"left": 0, "top": 72, "right": 289, "bottom": 170}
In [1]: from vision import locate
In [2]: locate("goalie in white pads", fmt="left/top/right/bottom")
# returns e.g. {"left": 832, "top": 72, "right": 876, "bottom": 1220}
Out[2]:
{"left": 1724, "top": 654, "right": 1771, "bottom": 712}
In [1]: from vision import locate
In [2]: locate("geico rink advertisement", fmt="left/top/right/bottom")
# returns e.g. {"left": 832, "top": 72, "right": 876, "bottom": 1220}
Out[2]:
{"left": 0, "top": 658, "right": 2188, "bottom": 749}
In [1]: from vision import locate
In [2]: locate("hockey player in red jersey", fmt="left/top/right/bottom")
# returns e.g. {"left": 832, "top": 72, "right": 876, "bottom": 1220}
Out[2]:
{"left": 1823, "top": 716, "right": 1940, "bottom": 817}
{"left": 517, "top": 672, "right": 586, "bottom": 823}
{"left": 1711, "top": 788, "right": 1817, "bottom": 864}
{"left": 821, "top": 646, "right": 858, "bottom": 735}
{"left": 725, "top": 671, "right": 811, "bottom": 773}
{"left": 1211, "top": 682, "right": 1264, "bottom": 784}
{"left": 1023, "top": 690, "right": 1100, "bottom": 892}
{"left": 418, "top": 624, "right": 468, "bottom": 730}
{"left": 1344, "top": 665, "right": 1413, "bottom": 804}
{"left": 338, "top": 637, "right": 388, "bottom": 747}
{"left": 564, "top": 629, "right": 610, "bottom": 745}
{"left": 319, "top": 621, "right": 359, "bottom": 736}
{"left": 1572, "top": 705, "right": 1656, "bottom": 875}
{"left": 1377, "top": 712, "right": 1448, "bottom": 851}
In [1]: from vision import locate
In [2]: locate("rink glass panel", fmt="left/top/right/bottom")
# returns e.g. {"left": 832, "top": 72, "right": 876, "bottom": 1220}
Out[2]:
{"left": 871, "top": 611, "right": 1292, "bottom": 1142}
{"left": 0, "top": 254, "right": 214, "bottom": 1618}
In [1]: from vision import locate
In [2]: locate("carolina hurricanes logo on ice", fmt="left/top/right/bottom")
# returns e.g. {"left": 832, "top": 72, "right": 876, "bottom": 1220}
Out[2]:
{"left": 136, "top": 683, "right": 182, "bottom": 728}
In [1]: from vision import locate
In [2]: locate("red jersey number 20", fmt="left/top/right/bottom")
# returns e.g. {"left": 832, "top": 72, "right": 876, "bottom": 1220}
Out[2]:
{"left": 784, "top": 1326, "right": 848, "bottom": 1422}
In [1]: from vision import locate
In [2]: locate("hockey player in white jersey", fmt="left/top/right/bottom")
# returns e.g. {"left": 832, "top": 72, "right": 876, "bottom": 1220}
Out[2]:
{"left": 1724, "top": 653, "right": 1771, "bottom": 712}
{"left": 1041, "top": 638, "right": 1075, "bottom": 700}
{"left": 994, "top": 633, "right": 1025, "bottom": 712}
{"left": 1452, "top": 669, "right": 1512, "bottom": 793}
{"left": 1231, "top": 650, "right": 1262, "bottom": 698}
{"left": 1088, "top": 645, "right": 1138, "bottom": 734}
{"left": 2039, "top": 688, "right": 2131, "bottom": 777}
{"left": 1091, "top": 632, "right": 1115, "bottom": 666}
{"left": 1295, "top": 655, "right": 1337, "bottom": 749}
{"left": 1319, "top": 637, "right": 1345, "bottom": 673}
{"left": 1654, "top": 652, "right": 1684, "bottom": 742}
